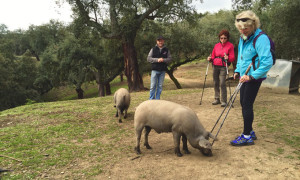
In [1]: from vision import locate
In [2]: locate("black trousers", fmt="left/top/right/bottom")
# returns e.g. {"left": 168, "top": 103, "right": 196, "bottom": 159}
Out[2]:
{"left": 240, "top": 80, "right": 262, "bottom": 135}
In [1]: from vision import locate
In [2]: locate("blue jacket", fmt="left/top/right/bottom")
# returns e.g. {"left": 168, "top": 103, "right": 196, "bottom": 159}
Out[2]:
{"left": 235, "top": 28, "right": 273, "bottom": 80}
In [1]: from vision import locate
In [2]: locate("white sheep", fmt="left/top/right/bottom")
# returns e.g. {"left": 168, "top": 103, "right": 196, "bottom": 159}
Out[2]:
{"left": 114, "top": 88, "right": 130, "bottom": 123}
{"left": 134, "top": 100, "right": 216, "bottom": 157}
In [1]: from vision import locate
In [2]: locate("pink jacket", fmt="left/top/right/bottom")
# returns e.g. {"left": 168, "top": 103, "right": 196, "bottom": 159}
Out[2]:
{"left": 210, "top": 41, "right": 235, "bottom": 67}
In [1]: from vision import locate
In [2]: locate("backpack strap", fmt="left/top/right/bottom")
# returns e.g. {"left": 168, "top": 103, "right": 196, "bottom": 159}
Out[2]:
{"left": 252, "top": 31, "right": 265, "bottom": 71}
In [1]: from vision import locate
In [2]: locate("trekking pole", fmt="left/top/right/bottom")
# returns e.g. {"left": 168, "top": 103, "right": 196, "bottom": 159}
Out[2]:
{"left": 224, "top": 53, "right": 233, "bottom": 108}
{"left": 211, "top": 63, "right": 252, "bottom": 145}
{"left": 210, "top": 82, "right": 242, "bottom": 133}
{"left": 199, "top": 58, "right": 210, "bottom": 105}
{"left": 211, "top": 83, "right": 242, "bottom": 146}
{"left": 211, "top": 63, "right": 252, "bottom": 133}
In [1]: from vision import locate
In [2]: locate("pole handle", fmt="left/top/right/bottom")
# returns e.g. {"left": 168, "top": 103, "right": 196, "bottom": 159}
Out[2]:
{"left": 245, "top": 63, "right": 252, "bottom": 75}
{"left": 205, "top": 61, "right": 210, "bottom": 75}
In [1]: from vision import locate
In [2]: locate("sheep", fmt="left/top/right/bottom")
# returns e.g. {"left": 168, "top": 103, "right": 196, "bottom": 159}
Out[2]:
{"left": 114, "top": 88, "right": 131, "bottom": 123}
{"left": 134, "top": 100, "right": 216, "bottom": 157}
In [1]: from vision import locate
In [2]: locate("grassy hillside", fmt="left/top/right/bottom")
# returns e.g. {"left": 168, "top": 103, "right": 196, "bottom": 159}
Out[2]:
{"left": 1, "top": 61, "right": 299, "bottom": 179}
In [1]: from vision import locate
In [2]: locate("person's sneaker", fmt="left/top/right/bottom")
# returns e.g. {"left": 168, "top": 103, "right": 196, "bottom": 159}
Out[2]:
{"left": 250, "top": 130, "right": 257, "bottom": 140}
{"left": 212, "top": 99, "right": 221, "bottom": 105}
{"left": 230, "top": 134, "right": 254, "bottom": 146}
{"left": 221, "top": 102, "right": 227, "bottom": 107}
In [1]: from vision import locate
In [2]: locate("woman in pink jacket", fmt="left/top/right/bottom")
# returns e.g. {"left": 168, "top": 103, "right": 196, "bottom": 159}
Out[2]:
{"left": 207, "top": 29, "right": 235, "bottom": 107}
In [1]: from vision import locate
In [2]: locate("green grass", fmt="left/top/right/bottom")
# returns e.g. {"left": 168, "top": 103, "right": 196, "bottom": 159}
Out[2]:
{"left": 0, "top": 95, "right": 135, "bottom": 178}
{"left": 255, "top": 107, "right": 300, "bottom": 149}
{"left": 254, "top": 104, "right": 300, "bottom": 160}
{"left": 41, "top": 76, "right": 129, "bottom": 102}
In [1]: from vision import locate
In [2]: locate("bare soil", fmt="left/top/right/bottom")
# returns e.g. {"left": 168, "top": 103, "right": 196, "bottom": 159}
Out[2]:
{"left": 95, "top": 63, "right": 300, "bottom": 179}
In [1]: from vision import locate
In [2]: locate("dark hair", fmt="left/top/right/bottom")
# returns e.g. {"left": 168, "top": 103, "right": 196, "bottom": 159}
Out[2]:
{"left": 218, "top": 29, "right": 230, "bottom": 40}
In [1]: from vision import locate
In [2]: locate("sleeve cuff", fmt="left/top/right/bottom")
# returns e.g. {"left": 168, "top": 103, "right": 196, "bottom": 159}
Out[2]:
{"left": 249, "top": 75, "right": 255, "bottom": 80}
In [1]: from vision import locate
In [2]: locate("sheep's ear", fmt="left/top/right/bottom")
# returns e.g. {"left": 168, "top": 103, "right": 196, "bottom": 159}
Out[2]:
{"left": 209, "top": 133, "right": 218, "bottom": 141}
{"left": 199, "top": 137, "right": 211, "bottom": 149}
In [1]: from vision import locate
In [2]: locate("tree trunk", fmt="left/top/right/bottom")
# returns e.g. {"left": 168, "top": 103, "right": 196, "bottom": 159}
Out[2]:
{"left": 122, "top": 40, "right": 144, "bottom": 92}
{"left": 98, "top": 83, "right": 105, "bottom": 97}
{"left": 120, "top": 73, "right": 123, "bottom": 82}
{"left": 166, "top": 69, "right": 182, "bottom": 89}
{"left": 165, "top": 56, "right": 199, "bottom": 89}
{"left": 76, "top": 88, "right": 84, "bottom": 99}
{"left": 30, "top": 50, "right": 40, "bottom": 61}
{"left": 105, "top": 83, "right": 111, "bottom": 95}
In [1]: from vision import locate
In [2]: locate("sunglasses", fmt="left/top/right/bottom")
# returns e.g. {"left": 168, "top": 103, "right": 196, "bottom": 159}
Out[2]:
{"left": 236, "top": 18, "right": 253, "bottom": 22}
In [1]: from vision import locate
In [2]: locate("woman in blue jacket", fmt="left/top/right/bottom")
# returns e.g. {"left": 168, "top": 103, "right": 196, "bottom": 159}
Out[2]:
{"left": 231, "top": 10, "right": 273, "bottom": 146}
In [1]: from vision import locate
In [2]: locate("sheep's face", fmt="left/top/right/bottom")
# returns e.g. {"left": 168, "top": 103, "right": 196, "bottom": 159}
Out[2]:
{"left": 198, "top": 137, "right": 213, "bottom": 156}
{"left": 200, "top": 147, "right": 213, "bottom": 156}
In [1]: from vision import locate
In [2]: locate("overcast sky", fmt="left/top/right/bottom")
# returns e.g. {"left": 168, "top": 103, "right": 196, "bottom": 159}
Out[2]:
{"left": 0, "top": 0, "right": 232, "bottom": 31}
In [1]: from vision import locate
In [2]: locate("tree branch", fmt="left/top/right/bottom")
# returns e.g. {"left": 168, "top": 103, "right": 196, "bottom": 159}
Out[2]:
{"left": 75, "top": 0, "right": 121, "bottom": 39}
{"left": 137, "top": 0, "right": 167, "bottom": 24}
{"left": 109, "top": 0, "right": 121, "bottom": 34}
{"left": 169, "top": 55, "right": 200, "bottom": 70}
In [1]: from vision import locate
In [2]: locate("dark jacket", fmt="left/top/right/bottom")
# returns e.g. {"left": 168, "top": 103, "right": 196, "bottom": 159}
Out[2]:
{"left": 147, "top": 45, "right": 172, "bottom": 71}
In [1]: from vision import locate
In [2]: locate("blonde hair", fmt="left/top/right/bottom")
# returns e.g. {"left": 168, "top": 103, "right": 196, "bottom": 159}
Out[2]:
{"left": 235, "top": 10, "right": 260, "bottom": 30}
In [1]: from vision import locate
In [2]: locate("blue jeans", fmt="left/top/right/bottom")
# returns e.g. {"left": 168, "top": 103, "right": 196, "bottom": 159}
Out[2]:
{"left": 149, "top": 70, "right": 165, "bottom": 100}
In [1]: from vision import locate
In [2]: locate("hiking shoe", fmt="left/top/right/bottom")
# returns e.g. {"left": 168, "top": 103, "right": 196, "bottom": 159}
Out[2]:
{"left": 250, "top": 130, "right": 257, "bottom": 140}
{"left": 221, "top": 102, "right": 227, "bottom": 107}
{"left": 212, "top": 99, "right": 221, "bottom": 105}
{"left": 230, "top": 134, "right": 254, "bottom": 146}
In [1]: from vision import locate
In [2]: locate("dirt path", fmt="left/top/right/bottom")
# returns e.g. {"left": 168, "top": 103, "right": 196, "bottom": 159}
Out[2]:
{"left": 94, "top": 63, "right": 300, "bottom": 179}
{"left": 95, "top": 87, "right": 299, "bottom": 179}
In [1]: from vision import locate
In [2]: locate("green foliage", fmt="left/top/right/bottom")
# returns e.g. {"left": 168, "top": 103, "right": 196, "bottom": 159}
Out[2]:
{"left": 264, "top": 0, "right": 300, "bottom": 59}
{"left": 232, "top": 0, "right": 254, "bottom": 11}
{"left": 0, "top": 35, "right": 15, "bottom": 59}
{"left": 0, "top": 52, "right": 40, "bottom": 111}
{"left": 15, "top": 50, "right": 38, "bottom": 89}
{"left": 25, "top": 99, "right": 37, "bottom": 105}
{"left": 195, "top": 10, "right": 239, "bottom": 57}
{"left": 135, "top": 20, "right": 165, "bottom": 74}
{"left": 25, "top": 20, "right": 68, "bottom": 59}
{"left": 57, "top": 21, "right": 124, "bottom": 96}
{"left": 167, "top": 21, "right": 200, "bottom": 60}
{"left": 39, "top": 45, "right": 61, "bottom": 88}
{"left": 58, "top": 34, "right": 96, "bottom": 88}
{"left": 232, "top": 0, "right": 300, "bottom": 59}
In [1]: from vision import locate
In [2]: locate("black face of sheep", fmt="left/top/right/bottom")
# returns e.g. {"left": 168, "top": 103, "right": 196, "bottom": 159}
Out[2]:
{"left": 198, "top": 136, "right": 213, "bottom": 156}
{"left": 200, "top": 148, "right": 213, "bottom": 157}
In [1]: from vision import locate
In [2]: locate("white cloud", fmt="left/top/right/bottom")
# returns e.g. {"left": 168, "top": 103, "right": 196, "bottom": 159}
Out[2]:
{"left": 0, "top": 0, "right": 232, "bottom": 31}
{"left": 194, "top": 0, "right": 232, "bottom": 13}
{"left": 0, "top": 0, "right": 72, "bottom": 30}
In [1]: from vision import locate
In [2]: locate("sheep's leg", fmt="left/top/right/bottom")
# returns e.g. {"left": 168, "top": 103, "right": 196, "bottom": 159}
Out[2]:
{"left": 135, "top": 126, "right": 144, "bottom": 154}
{"left": 115, "top": 109, "right": 118, "bottom": 117}
{"left": 118, "top": 109, "right": 122, "bottom": 123}
{"left": 172, "top": 132, "right": 182, "bottom": 157}
{"left": 124, "top": 109, "right": 128, "bottom": 119}
{"left": 182, "top": 134, "right": 191, "bottom": 154}
{"left": 144, "top": 126, "right": 152, "bottom": 149}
